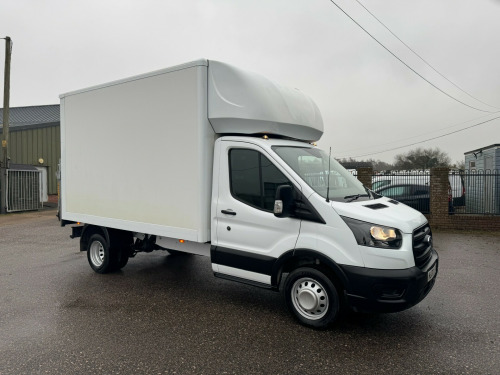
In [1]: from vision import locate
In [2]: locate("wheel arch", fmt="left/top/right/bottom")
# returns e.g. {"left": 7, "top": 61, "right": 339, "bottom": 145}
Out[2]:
{"left": 80, "top": 225, "right": 134, "bottom": 252}
{"left": 272, "top": 249, "right": 351, "bottom": 292}
{"left": 80, "top": 225, "right": 110, "bottom": 252}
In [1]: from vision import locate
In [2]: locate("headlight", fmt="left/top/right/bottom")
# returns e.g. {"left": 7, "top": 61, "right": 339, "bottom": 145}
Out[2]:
{"left": 341, "top": 216, "right": 402, "bottom": 249}
{"left": 370, "top": 226, "right": 397, "bottom": 241}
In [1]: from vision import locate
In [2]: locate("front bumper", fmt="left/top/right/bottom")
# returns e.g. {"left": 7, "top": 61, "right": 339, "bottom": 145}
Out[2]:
{"left": 340, "top": 248, "right": 438, "bottom": 313}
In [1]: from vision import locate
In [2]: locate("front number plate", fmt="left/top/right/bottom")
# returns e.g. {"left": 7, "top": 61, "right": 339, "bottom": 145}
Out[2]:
{"left": 427, "top": 263, "right": 437, "bottom": 282}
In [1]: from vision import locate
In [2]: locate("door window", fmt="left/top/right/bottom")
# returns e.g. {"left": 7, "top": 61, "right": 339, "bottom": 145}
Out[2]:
{"left": 229, "top": 149, "right": 290, "bottom": 211}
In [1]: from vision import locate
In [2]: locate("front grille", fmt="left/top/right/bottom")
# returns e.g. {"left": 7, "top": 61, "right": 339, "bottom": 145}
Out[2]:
{"left": 412, "top": 224, "right": 433, "bottom": 269}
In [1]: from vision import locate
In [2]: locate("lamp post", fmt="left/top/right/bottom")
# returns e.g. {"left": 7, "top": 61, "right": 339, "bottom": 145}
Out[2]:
{"left": 1, "top": 36, "right": 12, "bottom": 214}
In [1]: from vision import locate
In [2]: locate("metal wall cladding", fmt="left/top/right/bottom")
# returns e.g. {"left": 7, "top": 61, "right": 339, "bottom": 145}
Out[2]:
{"left": 8, "top": 125, "right": 60, "bottom": 195}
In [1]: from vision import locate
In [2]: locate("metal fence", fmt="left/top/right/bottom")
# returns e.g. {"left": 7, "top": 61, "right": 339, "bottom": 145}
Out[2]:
{"left": 462, "top": 169, "right": 500, "bottom": 215}
{"left": 6, "top": 169, "right": 43, "bottom": 212}
{"left": 369, "top": 170, "right": 499, "bottom": 216}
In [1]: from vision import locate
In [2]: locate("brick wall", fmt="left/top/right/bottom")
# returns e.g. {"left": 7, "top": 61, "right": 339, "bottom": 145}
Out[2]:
{"left": 357, "top": 167, "right": 372, "bottom": 189}
{"left": 428, "top": 167, "right": 450, "bottom": 228}
{"left": 428, "top": 214, "right": 500, "bottom": 231}
{"left": 356, "top": 166, "right": 500, "bottom": 232}
{"left": 426, "top": 167, "right": 500, "bottom": 231}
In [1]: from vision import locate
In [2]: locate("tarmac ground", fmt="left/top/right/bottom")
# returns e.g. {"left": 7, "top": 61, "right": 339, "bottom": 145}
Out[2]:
{"left": 0, "top": 209, "right": 499, "bottom": 374}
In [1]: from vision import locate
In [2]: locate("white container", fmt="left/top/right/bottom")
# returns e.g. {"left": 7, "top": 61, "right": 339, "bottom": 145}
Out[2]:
{"left": 60, "top": 60, "right": 323, "bottom": 243}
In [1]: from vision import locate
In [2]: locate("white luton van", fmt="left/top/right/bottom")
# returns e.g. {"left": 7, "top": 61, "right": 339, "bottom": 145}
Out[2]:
{"left": 60, "top": 59, "right": 438, "bottom": 328}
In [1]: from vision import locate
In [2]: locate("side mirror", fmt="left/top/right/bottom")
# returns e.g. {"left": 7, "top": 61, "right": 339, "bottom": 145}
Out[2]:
{"left": 274, "top": 185, "right": 293, "bottom": 217}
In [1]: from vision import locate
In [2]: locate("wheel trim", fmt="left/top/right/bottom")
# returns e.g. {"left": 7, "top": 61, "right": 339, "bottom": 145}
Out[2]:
{"left": 291, "top": 277, "right": 329, "bottom": 320}
{"left": 89, "top": 241, "right": 105, "bottom": 267}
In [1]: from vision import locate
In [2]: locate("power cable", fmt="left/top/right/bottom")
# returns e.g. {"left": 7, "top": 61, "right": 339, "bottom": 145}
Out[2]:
{"left": 339, "top": 115, "right": 500, "bottom": 159}
{"left": 355, "top": 0, "right": 500, "bottom": 111}
{"left": 336, "top": 112, "right": 495, "bottom": 155}
{"left": 327, "top": 0, "right": 498, "bottom": 113}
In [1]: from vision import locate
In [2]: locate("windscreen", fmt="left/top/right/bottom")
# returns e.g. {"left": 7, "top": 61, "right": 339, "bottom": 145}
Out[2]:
{"left": 272, "top": 146, "right": 369, "bottom": 202}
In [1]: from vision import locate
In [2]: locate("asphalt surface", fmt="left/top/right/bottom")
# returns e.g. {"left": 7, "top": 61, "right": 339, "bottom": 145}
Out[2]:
{"left": 0, "top": 209, "right": 499, "bottom": 375}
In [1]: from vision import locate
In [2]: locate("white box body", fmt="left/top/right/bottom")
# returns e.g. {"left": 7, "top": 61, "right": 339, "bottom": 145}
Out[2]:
{"left": 60, "top": 61, "right": 215, "bottom": 242}
{"left": 60, "top": 59, "right": 323, "bottom": 243}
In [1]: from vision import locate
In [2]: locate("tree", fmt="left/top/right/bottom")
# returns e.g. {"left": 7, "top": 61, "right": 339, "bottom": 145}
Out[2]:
{"left": 337, "top": 157, "right": 394, "bottom": 171}
{"left": 452, "top": 160, "right": 465, "bottom": 170}
{"left": 394, "top": 147, "right": 451, "bottom": 170}
{"left": 367, "top": 158, "right": 394, "bottom": 171}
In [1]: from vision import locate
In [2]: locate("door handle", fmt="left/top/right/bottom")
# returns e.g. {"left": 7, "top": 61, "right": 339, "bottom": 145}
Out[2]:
{"left": 221, "top": 209, "right": 236, "bottom": 216}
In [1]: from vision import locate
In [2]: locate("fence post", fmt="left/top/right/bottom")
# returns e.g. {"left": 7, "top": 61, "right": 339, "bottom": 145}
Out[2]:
{"left": 430, "top": 167, "right": 450, "bottom": 227}
{"left": 357, "top": 167, "right": 373, "bottom": 189}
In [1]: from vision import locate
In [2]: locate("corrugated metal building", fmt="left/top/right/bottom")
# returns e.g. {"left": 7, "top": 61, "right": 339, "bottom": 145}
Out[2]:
{"left": 465, "top": 144, "right": 500, "bottom": 171}
{"left": 0, "top": 104, "right": 60, "bottom": 196}
{"left": 464, "top": 144, "right": 500, "bottom": 214}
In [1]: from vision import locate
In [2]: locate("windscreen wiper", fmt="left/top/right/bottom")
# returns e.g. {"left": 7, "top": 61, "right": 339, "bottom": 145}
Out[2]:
{"left": 344, "top": 194, "right": 369, "bottom": 203}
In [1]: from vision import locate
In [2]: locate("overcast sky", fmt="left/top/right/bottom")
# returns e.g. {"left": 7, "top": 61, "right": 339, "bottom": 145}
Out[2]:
{"left": 2, "top": 0, "right": 499, "bottom": 164}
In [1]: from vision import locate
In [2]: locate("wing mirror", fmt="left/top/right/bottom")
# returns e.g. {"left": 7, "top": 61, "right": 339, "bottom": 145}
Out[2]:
{"left": 274, "top": 185, "right": 293, "bottom": 218}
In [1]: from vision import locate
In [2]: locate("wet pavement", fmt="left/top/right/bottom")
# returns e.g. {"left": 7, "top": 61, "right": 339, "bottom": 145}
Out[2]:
{"left": 0, "top": 209, "right": 499, "bottom": 374}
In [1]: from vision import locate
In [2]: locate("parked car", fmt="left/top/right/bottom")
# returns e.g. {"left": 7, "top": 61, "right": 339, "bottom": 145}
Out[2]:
{"left": 375, "top": 184, "right": 431, "bottom": 213}
{"left": 372, "top": 173, "right": 465, "bottom": 206}
{"left": 375, "top": 183, "right": 454, "bottom": 214}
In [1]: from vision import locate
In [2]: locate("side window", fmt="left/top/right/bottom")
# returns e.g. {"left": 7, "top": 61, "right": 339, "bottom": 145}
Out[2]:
{"left": 229, "top": 149, "right": 290, "bottom": 211}
{"left": 413, "top": 186, "right": 429, "bottom": 195}
{"left": 380, "top": 186, "right": 405, "bottom": 197}
{"left": 261, "top": 154, "right": 290, "bottom": 210}
{"left": 372, "top": 180, "right": 390, "bottom": 190}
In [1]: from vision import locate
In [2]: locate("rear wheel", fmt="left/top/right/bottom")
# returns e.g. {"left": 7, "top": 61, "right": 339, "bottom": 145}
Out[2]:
{"left": 283, "top": 267, "right": 340, "bottom": 329}
{"left": 116, "top": 249, "right": 129, "bottom": 269}
{"left": 87, "top": 233, "right": 118, "bottom": 273}
{"left": 114, "top": 232, "right": 133, "bottom": 270}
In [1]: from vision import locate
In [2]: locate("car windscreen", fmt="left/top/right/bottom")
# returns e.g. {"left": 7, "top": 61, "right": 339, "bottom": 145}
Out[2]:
{"left": 272, "top": 146, "right": 369, "bottom": 202}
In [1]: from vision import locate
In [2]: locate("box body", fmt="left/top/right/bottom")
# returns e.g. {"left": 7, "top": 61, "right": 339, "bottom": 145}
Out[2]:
{"left": 60, "top": 60, "right": 215, "bottom": 242}
{"left": 60, "top": 59, "right": 324, "bottom": 243}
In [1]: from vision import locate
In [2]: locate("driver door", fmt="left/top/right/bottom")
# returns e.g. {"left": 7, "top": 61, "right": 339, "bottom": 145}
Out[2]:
{"left": 212, "top": 140, "right": 302, "bottom": 286}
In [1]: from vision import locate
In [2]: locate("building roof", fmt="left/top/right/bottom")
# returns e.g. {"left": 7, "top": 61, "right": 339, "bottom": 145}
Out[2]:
{"left": 464, "top": 144, "right": 500, "bottom": 155}
{"left": 0, "top": 104, "right": 60, "bottom": 130}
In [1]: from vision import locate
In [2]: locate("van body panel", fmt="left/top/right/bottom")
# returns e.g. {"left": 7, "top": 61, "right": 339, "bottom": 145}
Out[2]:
{"left": 211, "top": 138, "right": 302, "bottom": 283}
{"left": 207, "top": 61, "right": 323, "bottom": 142}
{"left": 331, "top": 198, "right": 428, "bottom": 234}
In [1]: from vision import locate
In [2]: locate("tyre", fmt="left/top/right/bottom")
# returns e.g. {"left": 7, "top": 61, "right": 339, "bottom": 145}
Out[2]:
{"left": 283, "top": 267, "right": 340, "bottom": 329}
{"left": 116, "top": 249, "right": 129, "bottom": 270}
{"left": 87, "top": 233, "right": 119, "bottom": 274}
{"left": 114, "top": 233, "right": 133, "bottom": 271}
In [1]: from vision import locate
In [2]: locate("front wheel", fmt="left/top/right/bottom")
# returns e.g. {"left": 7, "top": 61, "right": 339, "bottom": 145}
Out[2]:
{"left": 283, "top": 267, "right": 340, "bottom": 329}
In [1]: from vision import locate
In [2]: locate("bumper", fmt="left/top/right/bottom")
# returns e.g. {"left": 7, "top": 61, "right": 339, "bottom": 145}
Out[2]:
{"left": 340, "top": 249, "right": 438, "bottom": 313}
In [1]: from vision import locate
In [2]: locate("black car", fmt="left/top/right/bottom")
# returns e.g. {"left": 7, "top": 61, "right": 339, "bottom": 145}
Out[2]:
{"left": 375, "top": 183, "right": 454, "bottom": 214}
{"left": 375, "top": 184, "right": 431, "bottom": 213}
